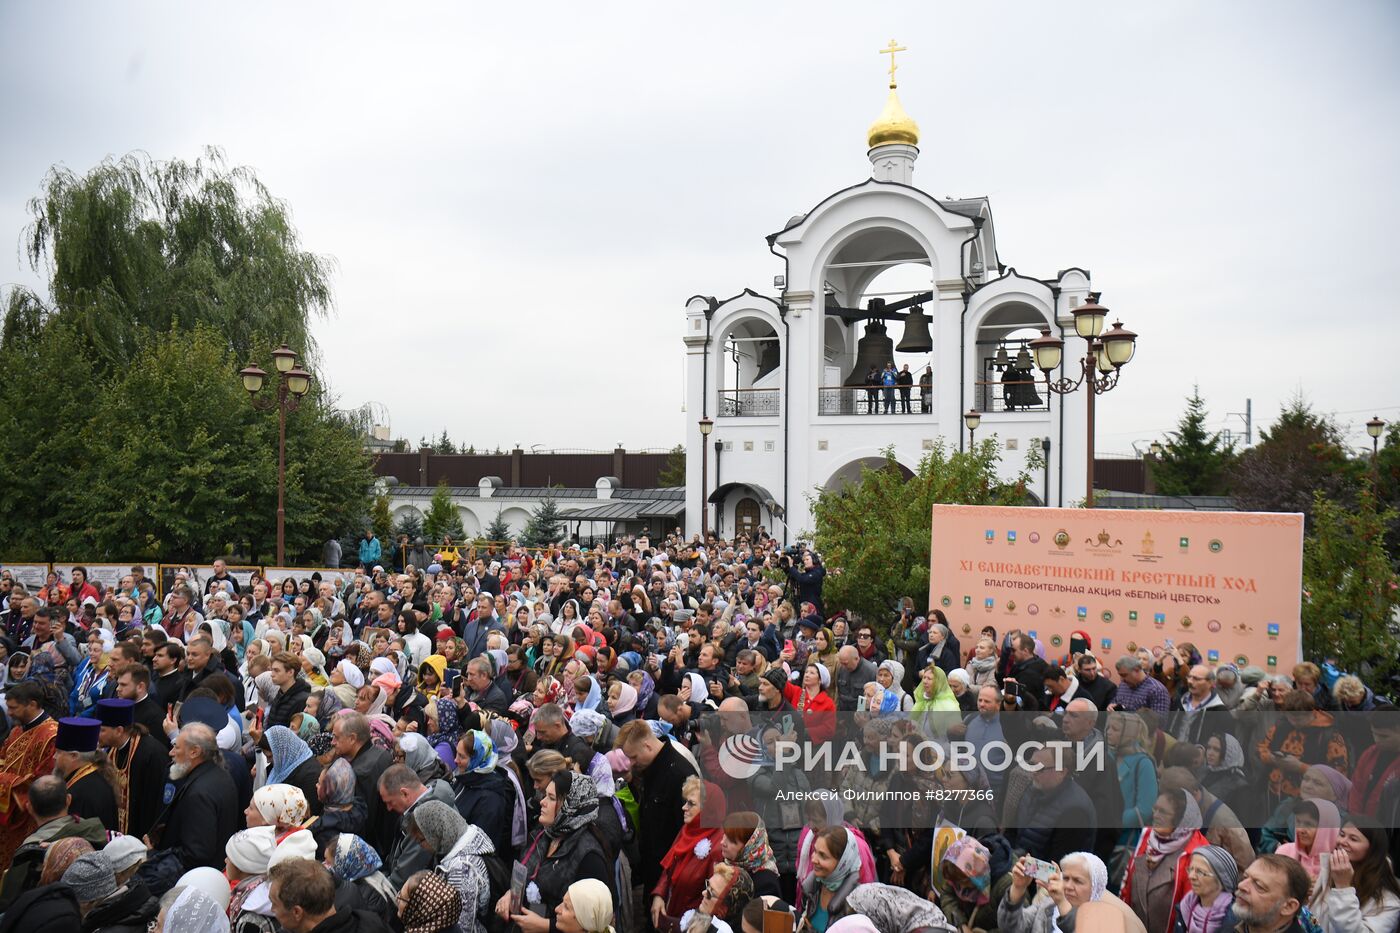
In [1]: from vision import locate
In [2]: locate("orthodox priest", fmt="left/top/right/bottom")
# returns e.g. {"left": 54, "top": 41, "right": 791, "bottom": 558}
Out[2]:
{"left": 95, "top": 697, "right": 169, "bottom": 838}
{"left": 0, "top": 681, "right": 59, "bottom": 865}
{"left": 53, "top": 716, "right": 118, "bottom": 831}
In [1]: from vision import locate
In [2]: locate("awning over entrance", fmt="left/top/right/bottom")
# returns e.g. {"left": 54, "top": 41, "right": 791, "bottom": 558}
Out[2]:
{"left": 706, "top": 481, "right": 784, "bottom": 519}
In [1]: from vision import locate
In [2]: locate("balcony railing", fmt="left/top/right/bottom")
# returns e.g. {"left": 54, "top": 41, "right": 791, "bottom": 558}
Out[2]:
{"left": 975, "top": 376, "right": 1050, "bottom": 413}
{"left": 818, "top": 386, "right": 934, "bottom": 416}
{"left": 718, "top": 388, "right": 780, "bottom": 417}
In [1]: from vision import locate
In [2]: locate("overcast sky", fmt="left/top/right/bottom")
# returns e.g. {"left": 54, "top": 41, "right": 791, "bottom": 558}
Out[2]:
{"left": 2, "top": 1, "right": 1397, "bottom": 457}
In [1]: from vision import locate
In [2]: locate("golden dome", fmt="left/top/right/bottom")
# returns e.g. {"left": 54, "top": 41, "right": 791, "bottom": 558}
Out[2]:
{"left": 867, "top": 86, "right": 920, "bottom": 149}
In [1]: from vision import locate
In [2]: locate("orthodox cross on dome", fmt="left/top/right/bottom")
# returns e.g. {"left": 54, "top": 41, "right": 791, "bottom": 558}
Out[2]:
{"left": 879, "top": 39, "right": 907, "bottom": 88}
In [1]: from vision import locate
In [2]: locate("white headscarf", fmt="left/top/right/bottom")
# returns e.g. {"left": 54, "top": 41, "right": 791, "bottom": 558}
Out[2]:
{"left": 164, "top": 887, "right": 231, "bottom": 933}
{"left": 566, "top": 879, "right": 616, "bottom": 933}
{"left": 336, "top": 659, "right": 364, "bottom": 689}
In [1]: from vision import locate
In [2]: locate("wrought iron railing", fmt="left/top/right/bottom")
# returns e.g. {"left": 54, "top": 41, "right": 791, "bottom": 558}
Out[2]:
{"left": 718, "top": 388, "right": 781, "bottom": 417}
{"left": 975, "top": 377, "right": 1050, "bottom": 413}
{"left": 817, "top": 386, "right": 934, "bottom": 416}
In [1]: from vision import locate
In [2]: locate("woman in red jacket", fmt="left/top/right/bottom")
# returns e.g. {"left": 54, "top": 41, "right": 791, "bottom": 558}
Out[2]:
{"left": 1123, "top": 787, "right": 1209, "bottom": 933}
{"left": 651, "top": 777, "right": 727, "bottom": 929}
{"left": 796, "top": 663, "right": 836, "bottom": 745}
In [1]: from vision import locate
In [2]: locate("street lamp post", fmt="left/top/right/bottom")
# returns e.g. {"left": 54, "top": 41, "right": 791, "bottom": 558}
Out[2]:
{"left": 963, "top": 409, "right": 982, "bottom": 448}
{"left": 698, "top": 417, "right": 714, "bottom": 540}
{"left": 1367, "top": 417, "right": 1385, "bottom": 468}
{"left": 240, "top": 345, "right": 313, "bottom": 565}
{"left": 1028, "top": 294, "right": 1139, "bottom": 508}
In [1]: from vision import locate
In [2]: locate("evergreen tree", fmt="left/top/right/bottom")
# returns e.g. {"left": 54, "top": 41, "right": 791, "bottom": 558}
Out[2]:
{"left": 369, "top": 494, "right": 394, "bottom": 543}
{"left": 1153, "top": 388, "right": 1235, "bottom": 496}
{"left": 394, "top": 510, "right": 424, "bottom": 542}
{"left": 522, "top": 497, "right": 563, "bottom": 547}
{"left": 422, "top": 481, "right": 464, "bottom": 542}
{"left": 484, "top": 510, "right": 512, "bottom": 543}
{"left": 433, "top": 430, "right": 457, "bottom": 454}
{"left": 1302, "top": 483, "right": 1400, "bottom": 679}
{"left": 658, "top": 444, "right": 686, "bottom": 487}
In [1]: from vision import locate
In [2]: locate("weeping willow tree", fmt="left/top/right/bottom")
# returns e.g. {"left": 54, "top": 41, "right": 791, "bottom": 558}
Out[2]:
{"left": 6, "top": 147, "right": 334, "bottom": 370}
{"left": 0, "top": 149, "right": 369, "bottom": 561}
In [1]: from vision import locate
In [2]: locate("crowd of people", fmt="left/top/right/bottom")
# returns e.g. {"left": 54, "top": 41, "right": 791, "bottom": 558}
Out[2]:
{"left": 0, "top": 534, "right": 1397, "bottom": 933}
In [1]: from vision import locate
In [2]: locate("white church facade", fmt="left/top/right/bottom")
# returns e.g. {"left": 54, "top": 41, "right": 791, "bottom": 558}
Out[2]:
{"left": 684, "top": 49, "right": 1100, "bottom": 543}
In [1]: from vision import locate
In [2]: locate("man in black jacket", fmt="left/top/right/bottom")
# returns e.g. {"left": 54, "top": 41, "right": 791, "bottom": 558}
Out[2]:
{"left": 1007, "top": 633, "right": 1049, "bottom": 705}
{"left": 264, "top": 652, "right": 311, "bottom": 730}
{"left": 181, "top": 637, "right": 245, "bottom": 710}
{"left": 149, "top": 643, "right": 188, "bottom": 712}
{"left": 148, "top": 723, "right": 239, "bottom": 881}
{"left": 618, "top": 720, "right": 697, "bottom": 894}
{"left": 269, "top": 858, "right": 391, "bottom": 933}
{"left": 333, "top": 712, "right": 395, "bottom": 858}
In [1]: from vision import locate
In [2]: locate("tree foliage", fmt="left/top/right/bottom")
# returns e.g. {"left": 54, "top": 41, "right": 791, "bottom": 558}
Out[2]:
{"left": 369, "top": 493, "right": 395, "bottom": 544}
{"left": 393, "top": 509, "right": 424, "bottom": 542}
{"left": 1153, "top": 388, "right": 1235, "bottom": 496}
{"left": 522, "top": 498, "right": 564, "bottom": 548}
{"left": 1301, "top": 484, "right": 1400, "bottom": 680}
{"left": 810, "top": 442, "right": 1033, "bottom": 626}
{"left": 484, "top": 511, "right": 512, "bottom": 543}
{"left": 658, "top": 444, "right": 686, "bottom": 487}
{"left": 0, "top": 150, "right": 369, "bottom": 562}
{"left": 422, "top": 481, "right": 464, "bottom": 542}
{"left": 1229, "top": 396, "right": 1361, "bottom": 525}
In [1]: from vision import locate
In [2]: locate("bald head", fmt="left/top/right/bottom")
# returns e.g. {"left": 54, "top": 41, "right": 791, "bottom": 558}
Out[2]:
{"left": 1061, "top": 697, "right": 1099, "bottom": 741}
{"left": 838, "top": 646, "right": 860, "bottom": 670}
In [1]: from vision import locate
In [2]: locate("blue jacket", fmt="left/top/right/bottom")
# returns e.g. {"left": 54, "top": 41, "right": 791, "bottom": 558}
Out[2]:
{"left": 358, "top": 536, "right": 382, "bottom": 565}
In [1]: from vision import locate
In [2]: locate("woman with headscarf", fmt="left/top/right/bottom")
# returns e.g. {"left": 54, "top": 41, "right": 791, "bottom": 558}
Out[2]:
{"left": 845, "top": 881, "right": 958, "bottom": 933}
{"left": 556, "top": 878, "right": 615, "bottom": 933}
{"left": 684, "top": 861, "right": 754, "bottom": 933}
{"left": 452, "top": 730, "right": 515, "bottom": 860}
{"left": 797, "top": 663, "right": 837, "bottom": 745}
{"left": 1259, "top": 761, "right": 1353, "bottom": 855}
{"left": 721, "top": 811, "right": 781, "bottom": 898}
{"left": 487, "top": 718, "right": 529, "bottom": 851}
{"left": 999, "top": 850, "right": 1148, "bottom": 933}
{"left": 1275, "top": 798, "right": 1342, "bottom": 883}
{"left": 797, "top": 826, "right": 862, "bottom": 932}
{"left": 606, "top": 681, "right": 639, "bottom": 726}
{"left": 1123, "top": 788, "right": 1209, "bottom": 933}
{"left": 328, "top": 658, "right": 364, "bottom": 709}
{"left": 324, "top": 832, "right": 397, "bottom": 915}
{"left": 628, "top": 669, "right": 659, "bottom": 720}
{"left": 916, "top": 617, "right": 960, "bottom": 677}
{"left": 794, "top": 795, "right": 877, "bottom": 912}
{"left": 38, "top": 835, "right": 94, "bottom": 886}
{"left": 399, "top": 732, "right": 450, "bottom": 784}
{"left": 261, "top": 725, "right": 322, "bottom": 815}
{"left": 407, "top": 799, "right": 497, "bottom": 933}
{"left": 1198, "top": 733, "right": 1248, "bottom": 815}
{"left": 875, "top": 660, "right": 912, "bottom": 712}
{"left": 1172, "top": 844, "right": 1238, "bottom": 933}
{"left": 1108, "top": 711, "right": 1160, "bottom": 842}
{"left": 246, "top": 783, "right": 315, "bottom": 856}
{"left": 399, "top": 869, "right": 464, "bottom": 933}
{"left": 932, "top": 834, "right": 1013, "bottom": 931}
{"left": 652, "top": 776, "right": 727, "bottom": 928}
{"left": 497, "top": 770, "right": 610, "bottom": 932}
{"left": 225, "top": 826, "right": 278, "bottom": 932}
{"left": 312, "top": 758, "right": 366, "bottom": 853}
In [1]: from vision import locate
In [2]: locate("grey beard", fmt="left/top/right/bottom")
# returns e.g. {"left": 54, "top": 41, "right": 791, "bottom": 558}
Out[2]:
{"left": 169, "top": 760, "right": 191, "bottom": 780}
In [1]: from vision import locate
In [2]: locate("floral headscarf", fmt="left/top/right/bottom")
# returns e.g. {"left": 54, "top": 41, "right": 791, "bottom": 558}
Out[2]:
{"left": 331, "top": 833, "right": 382, "bottom": 882}
{"left": 319, "top": 758, "right": 357, "bottom": 808}
{"left": 265, "top": 725, "right": 313, "bottom": 785}
{"left": 941, "top": 836, "right": 992, "bottom": 905}
{"left": 462, "top": 730, "right": 498, "bottom": 774}
{"left": 253, "top": 783, "right": 309, "bottom": 828}
{"left": 39, "top": 836, "right": 93, "bottom": 884}
{"left": 428, "top": 696, "right": 461, "bottom": 750}
{"left": 545, "top": 770, "right": 599, "bottom": 839}
{"left": 733, "top": 816, "right": 779, "bottom": 876}
{"left": 632, "top": 670, "right": 656, "bottom": 711}
{"left": 401, "top": 870, "right": 463, "bottom": 933}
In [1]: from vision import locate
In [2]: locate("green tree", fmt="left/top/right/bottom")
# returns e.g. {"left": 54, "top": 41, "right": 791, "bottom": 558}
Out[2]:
{"left": 1302, "top": 484, "right": 1400, "bottom": 679}
{"left": 422, "top": 481, "right": 464, "bottom": 542}
{"left": 1230, "top": 395, "right": 1361, "bottom": 526}
{"left": 484, "top": 511, "right": 512, "bottom": 543}
{"left": 369, "top": 493, "right": 394, "bottom": 544}
{"left": 658, "top": 444, "right": 686, "bottom": 487}
{"left": 6, "top": 148, "right": 333, "bottom": 374}
{"left": 394, "top": 510, "right": 424, "bottom": 542}
{"left": 810, "top": 441, "right": 1032, "bottom": 625}
{"left": 433, "top": 430, "right": 457, "bottom": 454}
{"left": 1152, "top": 388, "right": 1235, "bottom": 496}
{"left": 522, "top": 498, "right": 563, "bottom": 547}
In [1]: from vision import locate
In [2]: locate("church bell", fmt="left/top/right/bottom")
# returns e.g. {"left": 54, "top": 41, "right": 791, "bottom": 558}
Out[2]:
{"left": 843, "top": 321, "right": 895, "bottom": 385}
{"left": 895, "top": 305, "right": 932, "bottom": 353}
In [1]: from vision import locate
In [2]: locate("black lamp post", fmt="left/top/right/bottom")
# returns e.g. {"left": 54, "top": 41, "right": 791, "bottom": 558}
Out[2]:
{"left": 1367, "top": 417, "right": 1385, "bottom": 468}
{"left": 698, "top": 417, "right": 714, "bottom": 540}
{"left": 964, "top": 409, "right": 982, "bottom": 448}
{"left": 239, "top": 345, "right": 312, "bottom": 565}
{"left": 1028, "top": 294, "right": 1139, "bottom": 508}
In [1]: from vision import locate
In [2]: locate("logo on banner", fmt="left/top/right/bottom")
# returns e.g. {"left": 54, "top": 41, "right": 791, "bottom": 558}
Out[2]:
{"left": 717, "top": 734, "right": 766, "bottom": 780}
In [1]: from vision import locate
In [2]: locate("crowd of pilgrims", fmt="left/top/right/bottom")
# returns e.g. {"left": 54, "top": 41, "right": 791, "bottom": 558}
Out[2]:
{"left": 0, "top": 536, "right": 1397, "bottom": 933}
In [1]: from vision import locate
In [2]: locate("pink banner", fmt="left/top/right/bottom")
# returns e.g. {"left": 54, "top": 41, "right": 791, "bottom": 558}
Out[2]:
{"left": 928, "top": 505, "right": 1304, "bottom": 671}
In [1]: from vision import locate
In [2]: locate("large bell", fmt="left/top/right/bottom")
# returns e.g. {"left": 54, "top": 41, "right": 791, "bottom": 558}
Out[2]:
{"left": 843, "top": 321, "right": 895, "bottom": 386}
{"left": 895, "top": 305, "right": 933, "bottom": 353}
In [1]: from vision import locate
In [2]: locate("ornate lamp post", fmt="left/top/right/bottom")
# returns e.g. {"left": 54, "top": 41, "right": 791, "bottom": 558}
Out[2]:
{"left": 963, "top": 409, "right": 982, "bottom": 448}
{"left": 698, "top": 417, "right": 714, "bottom": 540}
{"left": 1028, "top": 294, "right": 1139, "bottom": 508}
{"left": 1367, "top": 416, "right": 1385, "bottom": 468}
{"left": 239, "top": 345, "right": 312, "bottom": 565}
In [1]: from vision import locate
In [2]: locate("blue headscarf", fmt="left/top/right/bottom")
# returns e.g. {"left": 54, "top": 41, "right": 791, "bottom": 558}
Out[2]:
{"left": 330, "top": 833, "right": 383, "bottom": 882}
{"left": 265, "top": 725, "right": 313, "bottom": 785}
{"left": 464, "top": 731, "right": 497, "bottom": 773}
{"left": 577, "top": 676, "right": 603, "bottom": 712}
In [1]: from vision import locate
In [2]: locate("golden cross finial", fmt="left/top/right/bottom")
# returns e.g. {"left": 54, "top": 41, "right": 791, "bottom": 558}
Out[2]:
{"left": 879, "top": 39, "right": 907, "bottom": 88}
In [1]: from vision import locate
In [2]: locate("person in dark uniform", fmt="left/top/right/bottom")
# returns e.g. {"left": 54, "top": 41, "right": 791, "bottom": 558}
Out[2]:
{"left": 112, "top": 662, "right": 171, "bottom": 751}
{"left": 94, "top": 698, "right": 170, "bottom": 839}
{"left": 53, "top": 716, "right": 119, "bottom": 832}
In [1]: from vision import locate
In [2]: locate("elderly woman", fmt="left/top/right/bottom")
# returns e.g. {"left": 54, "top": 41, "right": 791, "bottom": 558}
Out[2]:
{"left": 555, "top": 878, "right": 616, "bottom": 933}
{"left": 1123, "top": 788, "right": 1210, "bottom": 933}
{"left": 262, "top": 725, "right": 322, "bottom": 814}
{"left": 999, "top": 851, "right": 1148, "bottom": 933}
{"left": 875, "top": 660, "right": 912, "bottom": 711}
{"left": 246, "top": 783, "right": 311, "bottom": 847}
{"left": 311, "top": 758, "right": 366, "bottom": 852}
{"left": 398, "top": 869, "right": 465, "bottom": 933}
{"left": 652, "top": 777, "right": 727, "bottom": 928}
{"left": 406, "top": 799, "right": 497, "bottom": 933}
{"left": 323, "top": 832, "right": 397, "bottom": 915}
{"left": 497, "top": 770, "right": 610, "bottom": 933}
{"left": 933, "top": 835, "right": 1013, "bottom": 932}
{"left": 684, "top": 862, "right": 754, "bottom": 933}
{"left": 1172, "top": 845, "right": 1238, "bottom": 933}
{"left": 328, "top": 658, "right": 364, "bottom": 709}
